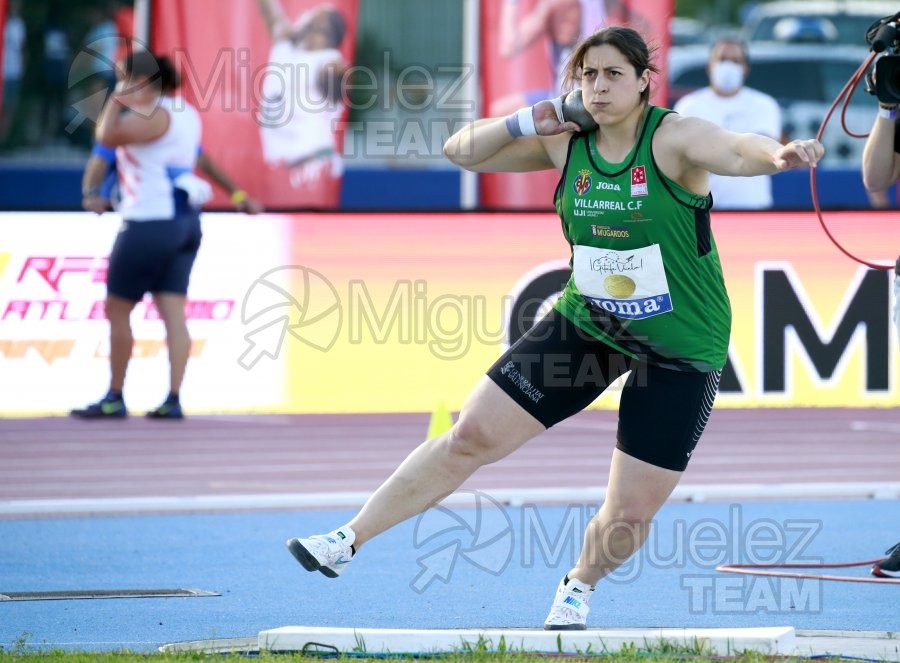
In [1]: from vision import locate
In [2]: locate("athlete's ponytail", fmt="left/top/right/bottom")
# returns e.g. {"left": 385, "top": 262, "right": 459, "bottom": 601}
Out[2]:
{"left": 155, "top": 55, "right": 181, "bottom": 93}
{"left": 123, "top": 49, "right": 181, "bottom": 94}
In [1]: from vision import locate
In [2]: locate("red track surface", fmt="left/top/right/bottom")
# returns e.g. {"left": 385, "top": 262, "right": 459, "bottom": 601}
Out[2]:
{"left": 1, "top": 408, "right": 898, "bottom": 502}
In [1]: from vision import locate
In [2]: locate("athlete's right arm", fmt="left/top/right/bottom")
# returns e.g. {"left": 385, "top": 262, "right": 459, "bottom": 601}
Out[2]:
{"left": 443, "top": 101, "right": 578, "bottom": 173}
{"left": 443, "top": 118, "right": 551, "bottom": 172}
{"left": 82, "top": 153, "right": 111, "bottom": 214}
{"left": 95, "top": 91, "right": 169, "bottom": 147}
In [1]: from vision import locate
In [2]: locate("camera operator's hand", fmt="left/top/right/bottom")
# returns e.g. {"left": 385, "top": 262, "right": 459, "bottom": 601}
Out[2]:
{"left": 773, "top": 139, "right": 825, "bottom": 171}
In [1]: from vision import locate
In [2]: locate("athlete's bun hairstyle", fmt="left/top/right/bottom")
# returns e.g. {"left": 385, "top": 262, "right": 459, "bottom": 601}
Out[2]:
{"left": 124, "top": 49, "right": 181, "bottom": 94}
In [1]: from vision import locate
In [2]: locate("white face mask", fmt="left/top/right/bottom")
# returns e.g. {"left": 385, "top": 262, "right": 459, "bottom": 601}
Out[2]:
{"left": 710, "top": 60, "right": 745, "bottom": 94}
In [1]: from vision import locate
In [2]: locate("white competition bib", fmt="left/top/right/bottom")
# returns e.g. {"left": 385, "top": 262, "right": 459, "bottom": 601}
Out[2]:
{"left": 573, "top": 244, "right": 673, "bottom": 320}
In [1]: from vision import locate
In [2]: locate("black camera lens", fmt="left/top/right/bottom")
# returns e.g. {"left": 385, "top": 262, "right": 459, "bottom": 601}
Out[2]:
{"left": 871, "top": 21, "right": 898, "bottom": 52}
{"left": 875, "top": 56, "right": 900, "bottom": 104}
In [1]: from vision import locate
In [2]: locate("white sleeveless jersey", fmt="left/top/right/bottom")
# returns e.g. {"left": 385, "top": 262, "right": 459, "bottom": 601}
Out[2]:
{"left": 259, "top": 44, "right": 343, "bottom": 165}
{"left": 116, "top": 96, "right": 202, "bottom": 221}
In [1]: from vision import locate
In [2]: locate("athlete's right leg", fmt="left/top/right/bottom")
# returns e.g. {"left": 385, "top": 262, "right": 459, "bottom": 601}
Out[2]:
{"left": 347, "top": 377, "right": 546, "bottom": 547}
{"left": 286, "top": 310, "right": 619, "bottom": 577}
{"left": 106, "top": 294, "right": 138, "bottom": 392}
{"left": 285, "top": 378, "right": 545, "bottom": 575}
{"left": 102, "top": 220, "right": 160, "bottom": 392}
{"left": 70, "top": 293, "right": 136, "bottom": 419}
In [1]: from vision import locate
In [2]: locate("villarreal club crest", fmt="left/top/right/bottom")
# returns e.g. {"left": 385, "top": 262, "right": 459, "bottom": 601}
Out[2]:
{"left": 573, "top": 169, "right": 592, "bottom": 196}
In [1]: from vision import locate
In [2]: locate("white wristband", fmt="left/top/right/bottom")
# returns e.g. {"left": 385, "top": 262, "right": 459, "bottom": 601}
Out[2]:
{"left": 516, "top": 106, "right": 537, "bottom": 136}
{"left": 550, "top": 96, "right": 565, "bottom": 123}
{"left": 505, "top": 106, "right": 537, "bottom": 137}
{"left": 879, "top": 106, "right": 897, "bottom": 120}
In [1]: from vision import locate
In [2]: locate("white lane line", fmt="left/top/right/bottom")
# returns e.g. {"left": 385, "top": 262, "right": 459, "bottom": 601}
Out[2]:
{"left": 2, "top": 482, "right": 899, "bottom": 515}
{"left": 850, "top": 420, "right": 900, "bottom": 433}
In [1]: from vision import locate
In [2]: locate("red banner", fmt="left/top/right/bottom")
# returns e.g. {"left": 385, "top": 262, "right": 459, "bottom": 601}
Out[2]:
{"left": 152, "top": 0, "right": 358, "bottom": 209}
{"left": 479, "top": 0, "right": 673, "bottom": 209}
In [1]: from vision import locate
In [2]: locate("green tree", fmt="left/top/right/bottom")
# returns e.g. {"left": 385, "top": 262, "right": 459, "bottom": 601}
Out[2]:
{"left": 675, "top": 0, "right": 747, "bottom": 24}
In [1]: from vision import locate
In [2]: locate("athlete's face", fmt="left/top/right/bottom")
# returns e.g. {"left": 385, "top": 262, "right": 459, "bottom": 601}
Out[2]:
{"left": 579, "top": 44, "right": 647, "bottom": 123}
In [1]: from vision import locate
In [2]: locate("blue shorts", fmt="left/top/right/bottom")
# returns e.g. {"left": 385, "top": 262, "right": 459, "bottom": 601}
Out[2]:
{"left": 106, "top": 211, "right": 202, "bottom": 302}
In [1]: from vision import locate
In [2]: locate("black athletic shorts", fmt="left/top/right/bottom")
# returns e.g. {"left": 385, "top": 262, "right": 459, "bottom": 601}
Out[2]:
{"left": 486, "top": 309, "right": 721, "bottom": 472}
{"left": 106, "top": 210, "right": 202, "bottom": 302}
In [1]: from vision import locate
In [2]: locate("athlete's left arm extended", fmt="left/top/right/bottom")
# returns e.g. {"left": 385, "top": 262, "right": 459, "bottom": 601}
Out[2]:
{"left": 670, "top": 115, "right": 824, "bottom": 177}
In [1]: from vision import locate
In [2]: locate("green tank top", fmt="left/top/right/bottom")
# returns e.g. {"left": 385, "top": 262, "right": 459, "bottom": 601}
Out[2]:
{"left": 553, "top": 105, "right": 731, "bottom": 372}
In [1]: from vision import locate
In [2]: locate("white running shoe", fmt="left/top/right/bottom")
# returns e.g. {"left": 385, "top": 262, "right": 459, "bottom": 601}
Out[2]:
{"left": 543, "top": 576, "right": 594, "bottom": 630}
{"left": 286, "top": 527, "right": 355, "bottom": 578}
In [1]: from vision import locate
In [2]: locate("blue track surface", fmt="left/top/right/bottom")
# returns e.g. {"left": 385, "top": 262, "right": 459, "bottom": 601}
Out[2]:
{"left": 1, "top": 498, "right": 897, "bottom": 653}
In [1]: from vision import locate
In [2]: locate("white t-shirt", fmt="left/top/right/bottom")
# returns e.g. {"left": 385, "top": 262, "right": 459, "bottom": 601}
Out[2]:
{"left": 3, "top": 16, "right": 26, "bottom": 80}
{"left": 116, "top": 96, "right": 202, "bottom": 221}
{"left": 674, "top": 86, "right": 782, "bottom": 210}
{"left": 259, "top": 43, "right": 343, "bottom": 166}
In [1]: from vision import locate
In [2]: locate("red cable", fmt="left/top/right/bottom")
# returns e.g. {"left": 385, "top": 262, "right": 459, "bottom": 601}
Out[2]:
{"left": 811, "top": 52, "right": 894, "bottom": 270}
{"left": 717, "top": 558, "right": 900, "bottom": 584}
{"left": 718, "top": 59, "right": 899, "bottom": 587}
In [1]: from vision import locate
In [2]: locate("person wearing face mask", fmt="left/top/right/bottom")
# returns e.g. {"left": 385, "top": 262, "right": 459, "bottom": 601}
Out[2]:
{"left": 673, "top": 38, "right": 782, "bottom": 210}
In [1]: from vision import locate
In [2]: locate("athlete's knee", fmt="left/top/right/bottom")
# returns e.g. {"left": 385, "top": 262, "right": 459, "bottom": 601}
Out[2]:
{"left": 104, "top": 299, "right": 133, "bottom": 324}
{"left": 154, "top": 306, "right": 186, "bottom": 328}
{"left": 162, "top": 317, "right": 190, "bottom": 338}
{"left": 444, "top": 412, "right": 504, "bottom": 464}
{"left": 596, "top": 502, "right": 659, "bottom": 534}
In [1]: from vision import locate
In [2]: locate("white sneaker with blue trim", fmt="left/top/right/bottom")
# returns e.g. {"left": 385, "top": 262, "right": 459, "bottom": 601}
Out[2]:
{"left": 543, "top": 576, "right": 594, "bottom": 630}
{"left": 286, "top": 527, "right": 355, "bottom": 578}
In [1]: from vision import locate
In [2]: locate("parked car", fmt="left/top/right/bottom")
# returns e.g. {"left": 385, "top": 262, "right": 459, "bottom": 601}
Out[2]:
{"left": 669, "top": 17, "right": 707, "bottom": 46}
{"left": 668, "top": 42, "right": 875, "bottom": 166}
{"left": 740, "top": 0, "right": 897, "bottom": 46}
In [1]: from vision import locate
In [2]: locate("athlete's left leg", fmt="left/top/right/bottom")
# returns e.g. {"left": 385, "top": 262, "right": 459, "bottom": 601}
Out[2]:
{"left": 568, "top": 366, "right": 721, "bottom": 585}
{"left": 151, "top": 291, "right": 190, "bottom": 396}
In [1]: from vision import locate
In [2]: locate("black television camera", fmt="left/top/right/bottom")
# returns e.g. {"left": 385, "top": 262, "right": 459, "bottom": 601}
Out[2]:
{"left": 867, "top": 11, "right": 900, "bottom": 104}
